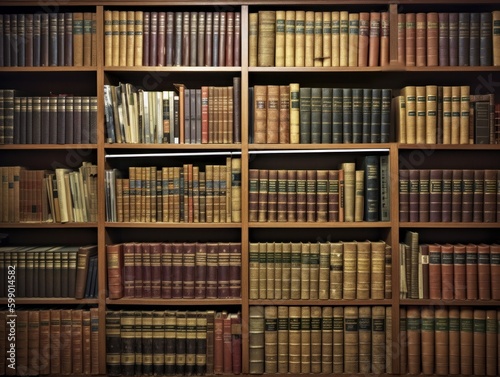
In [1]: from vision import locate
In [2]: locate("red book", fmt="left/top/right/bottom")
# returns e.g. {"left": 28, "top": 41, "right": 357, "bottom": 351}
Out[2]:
{"left": 461, "top": 169, "right": 474, "bottom": 222}
{"left": 426, "top": 12, "right": 439, "bottom": 66}
{"left": 415, "top": 13, "right": 426, "bottom": 67}
{"left": 231, "top": 313, "right": 242, "bottom": 374}
{"left": 483, "top": 169, "right": 497, "bottom": 223}
{"left": 206, "top": 243, "right": 219, "bottom": 298}
{"left": 161, "top": 243, "right": 173, "bottom": 298}
{"left": 171, "top": 243, "right": 184, "bottom": 298}
{"left": 408, "top": 169, "right": 419, "bottom": 222}
{"left": 451, "top": 169, "right": 463, "bottom": 222}
{"left": 466, "top": 243, "right": 478, "bottom": 299}
{"left": 453, "top": 244, "right": 467, "bottom": 300}
{"left": 477, "top": 243, "right": 491, "bottom": 300}
{"left": 428, "top": 243, "right": 442, "bottom": 299}
{"left": 441, "top": 243, "right": 454, "bottom": 299}
{"left": 473, "top": 309, "right": 486, "bottom": 375}
{"left": 491, "top": 244, "right": 500, "bottom": 300}
{"left": 229, "top": 242, "right": 242, "bottom": 298}
{"left": 217, "top": 243, "right": 231, "bottom": 298}
{"left": 399, "top": 169, "right": 410, "bottom": 222}
{"left": 225, "top": 12, "right": 234, "bottom": 66}
{"left": 223, "top": 314, "right": 233, "bottom": 373}
{"left": 441, "top": 169, "right": 452, "bottom": 222}
{"left": 134, "top": 243, "right": 143, "bottom": 297}
{"left": 418, "top": 169, "right": 430, "bottom": 222}
{"left": 195, "top": 243, "right": 207, "bottom": 298}
{"left": 123, "top": 242, "right": 135, "bottom": 297}
{"left": 429, "top": 169, "right": 442, "bottom": 222}
{"left": 142, "top": 243, "right": 152, "bottom": 298}
{"left": 182, "top": 242, "right": 196, "bottom": 298}
{"left": 472, "top": 169, "right": 485, "bottom": 222}
{"left": 150, "top": 243, "right": 162, "bottom": 298}
{"left": 405, "top": 13, "right": 416, "bottom": 67}
{"left": 233, "top": 13, "right": 241, "bottom": 66}
{"left": 213, "top": 312, "right": 225, "bottom": 374}
{"left": 106, "top": 244, "right": 124, "bottom": 299}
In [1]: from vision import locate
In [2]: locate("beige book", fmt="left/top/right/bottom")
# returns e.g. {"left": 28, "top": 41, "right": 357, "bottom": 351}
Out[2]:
{"left": 248, "top": 306, "right": 265, "bottom": 374}
{"left": 258, "top": 242, "right": 267, "bottom": 299}
{"left": 289, "top": 83, "right": 300, "bottom": 143}
{"left": 451, "top": 86, "right": 461, "bottom": 144}
{"left": 370, "top": 241, "right": 386, "bottom": 299}
{"left": 281, "top": 242, "right": 291, "bottom": 299}
{"left": 330, "top": 242, "right": 343, "bottom": 299}
{"left": 288, "top": 306, "right": 301, "bottom": 374}
{"left": 356, "top": 241, "right": 371, "bottom": 299}
{"left": 309, "top": 243, "right": 320, "bottom": 299}
{"left": 395, "top": 95, "right": 406, "bottom": 143}
{"left": 249, "top": 243, "right": 260, "bottom": 299}
{"left": 118, "top": 11, "right": 127, "bottom": 66}
{"left": 339, "top": 11, "right": 349, "bottom": 66}
{"left": 294, "top": 11, "right": 305, "bottom": 66}
{"left": 304, "top": 11, "right": 315, "bottom": 67}
{"left": 341, "top": 162, "right": 355, "bottom": 221}
{"left": 403, "top": 86, "right": 417, "bottom": 143}
{"left": 354, "top": 170, "right": 364, "bottom": 222}
{"left": 318, "top": 242, "right": 330, "bottom": 299}
{"left": 310, "top": 306, "right": 322, "bottom": 373}
{"left": 300, "top": 306, "right": 311, "bottom": 373}
{"left": 264, "top": 306, "right": 278, "bottom": 374}
{"left": 249, "top": 13, "right": 258, "bottom": 66}
{"left": 126, "top": 11, "right": 135, "bottom": 66}
{"left": 266, "top": 242, "right": 275, "bottom": 299}
{"left": 331, "top": 11, "right": 340, "bottom": 66}
{"left": 134, "top": 12, "right": 143, "bottom": 66}
{"left": 277, "top": 306, "right": 289, "bottom": 373}
{"left": 285, "top": 10, "right": 295, "bottom": 67}
{"left": 231, "top": 157, "right": 241, "bottom": 222}
{"left": 273, "top": 242, "right": 282, "bottom": 299}
{"left": 321, "top": 307, "right": 333, "bottom": 373}
{"left": 300, "top": 242, "right": 310, "bottom": 299}
{"left": 322, "top": 12, "right": 332, "bottom": 66}
{"left": 111, "top": 10, "right": 120, "bottom": 66}
{"left": 425, "top": 85, "right": 438, "bottom": 144}
{"left": 275, "top": 10, "right": 286, "bottom": 67}
{"left": 342, "top": 241, "right": 357, "bottom": 299}
{"left": 359, "top": 306, "right": 372, "bottom": 373}
{"left": 104, "top": 11, "right": 113, "bottom": 66}
{"left": 348, "top": 13, "right": 359, "bottom": 67}
{"left": 290, "top": 242, "right": 301, "bottom": 299}
{"left": 258, "top": 11, "right": 276, "bottom": 67}
{"left": 385, "top": 307, "right": 392, "bottom": 373}
{"left": 333, "top": 306, "right": 344, "bottom": 373}
{"left": 459, "top": 85, "right": 470, "bottom": 144}
{"left": 415, "top": 86, "right": 426, "bottom": 144}
{"left": 313, "top": 12, "right": 323, "bottom": 67}
{"left": 253, "top": 85, "right": 268, "bottom": 144}
{"left": 442, "top": 86, "right": 452, "bottom": 144}
{"left": 372, "top": 306, "right": 386, "bottom": 373}
{"left": 344, "top": 306, "right": 359, "bottom": 374}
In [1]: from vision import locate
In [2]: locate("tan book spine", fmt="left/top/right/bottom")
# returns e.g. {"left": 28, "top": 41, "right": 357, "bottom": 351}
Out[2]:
{"left": 231, "top": 157, "right": 241, "bottom": 223}
{"left": 356, "top": 241, "right": 370, "bottom": 299}
{"left": 331, "top": 11, "right": 340, "bottom": 66}
{"left": 425, "top": 85, "right": 438, "bottom": 144}
{"left": 358, "top": 306, "right": 372, "bottom": 373}
{"left": 333, "top": 306, "right": 344, "bottom": 373}
{"left": 342, "top": 241, "right": 357, "bottom": 299}
{"left": 407, "top": 307, "right": 421, "bottom": 375}
{"left": 318, "top": 242, "right": 330, "bottom": 299}
{"left": 321, "top": 306, "right": 333, "bottom": 373}
{"left": 273, "top": 242, "right": 282, "bottom": 299}
{"left": 258, "top": 243, "right": 267, "bottom": 299}
{"left": 126, "top": 11, "right": 135, "bottom": 67}
{"left": 486, "top": 309, "right": 497, "bottom": 376}
{"left": 253, "top": 85, "right": 267, "bottom": 144}
{"left": 248, "top": 13, "right": 258, "bottom": 66}
{"left": 278, "top": 85, "right": 290, "bottom": 143}
{"left": 344, "top": 306, "right": 359, "bottom": 374}
{"left": 300, "top": 242, "right": 310, "bottom": 299}
{"left": 442, "top": 86, "right": 452, "bottom": 144}
{"left": 275, "top": 10, "right": 285, "bottom": 67}
{"left": 403, "top": 86, "right": 417, "bottom": 143}
{"left": 284, "top": 11, "right": 295, "bottom": 67}
{"left": 348, "top": 13, "right": 359, "bottom": 67}
{"left": 118, "top": 11, "right": 127, "bottom": 66}
{"left": 264, "top": 306, "right": 278, "bottom": 374}
{"left": 339, "top": 11, "right": 349, "bottom": 66}
{"left": 277, "top": 306, "right": 289, "bottom": 373}
{"left": 281, "top": 243, "right": 291, "bottom": 299}
{"left": 309, "top": 243, "right": 320, "bottom": 300}
{"left": 310, "top": 306, "right": 322, "bottom": 373}
{"left": 451, "top": 86, "right": 461, "bottom": 144}
{"left": 304, "top": 11, "right": 314, "bottom": 67}
{"left": 290, "top": 243, "right": 301, "bottom": 299}
{"left": 134, "top": 12, "right": 143, "bottom": 66}
{"left": 460, "top": 85, "right": 470, "bottom": 144}
{"left": 300, "top": 306, "right": 311, "bottom": 374}
{"left": 322, "top": 12, "right": 332, "bottom": 66}
{"left": 248, "top": 306, "right": 264, "bottom": 374}
{"left": 265, "top": 242, "right": 275, "bottom": 299}
{"left": 294, "top": 11, "right": 305, "bottom": 67}
{"left": 370, "top": 241, "right": 386, "bottom": 299}
{"left": 248, "top": 243, "right": 259, "bottom": 299}
{"left": 473, "top": 309, "right": 486, "bottom": 375}
{"left": 341, "top": 162, "right": 355, "bottom": 222}
{"left": 354, "top": 169, "right": 364, "bottom": 222}
{"left": 372, "top": 306, "right": 386, "bottom": 373}
{"left": 266, "top": 85, "right": 280, "bottom": 143}
{"left": 257, "top": 11, "right": 276, "bottom": 67}
{"left": 416, "top": 13, "right": 427, "bottom": 67}
{"left": 460, "top": 307, "right": 474, "bottom": 375}
{"left": 289, "top": 83, "right": 300, "bottom": 143}
{"left": 104, "top": 11, "right": 113, "bottom": 66}
{"left": 111, "top": 10, "right": 120, "bottom": 66}
{"left": 288, "top": 306, "right": 301, "bottom": 374}
{"left": 358, "top": 12, "right": 370, "bottom": 67}
{"left": 435, "top": 308, "right": 449, "bottom": 375}
{"left": 421, "top": 307, "right": 435, "bottom": 375}
{"left": 329, "top": 242, "right": 343, "bottom": 299}
{"left": 313, "top": 12, "right": 323, "bottom": 67}
{"left": 415, "top": 86, "right": 426, "bottom": 144}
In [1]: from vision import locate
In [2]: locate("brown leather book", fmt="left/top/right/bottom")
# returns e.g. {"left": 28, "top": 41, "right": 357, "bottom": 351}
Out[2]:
{"left": 314, "top": 12, "right": 323, "bottom": 67}
{"left": 356, "top": 241, "right": 371, "bottom": 299}
{"left": 447, "top": 307, "right": 460, "bottom": 374}
{"left": 75, "top": 245, "right": 97, "bottom": 299}
{"left": 399, "top": 169, "right": 410, "bottom": 222}
{"left": 462, "top": 169, "right": 474, "bottom": 222}
{"left": 428, "top": 243, "right": 442, "bottom": 299}
{"left": 342, "top": 241, "right": 357, "bottom": 299}
{"left": 258, "top": 11, "right": 276, "bottom": 67}
{"left": 418, "top": 169, "right": 430, "bottom": 222}
{"left": 484, "top": 170, "right": 497, "bottom": 222}
{"left": 442, "top": 85, "right": 452, "bottom": 143}
{"left": 466, "top": 243, "right": 479, "bottom": 299}
{"left": 175, "top": 311, "right": 187, "bottom": 375}
{"left": 405, "top": 13, "right": 416, "bottom": 66}
{"left": 473, "top": 169, "right": 485, "bottom": 222}
{"left": 438, "top": 13, "right": 449, "bottom": 66}
{"left": 486, "top": 309, "right": 497, "bottom": 376}
{"left": 249, "top": 306, "right": 265, "bottom": 374}
{"left": 453, "top": 244, "right": 467, "bottom": 300}
{"left": 494, "top": 11, "right": 500, "bottom": 66}
{"left": 328, "top": 242, "right": 343, "bottom": 299}
{"left": 421, "top": 307, "right": 435, "bottom": 374}
{"left": 257, "top": 169, "right": 269, "bottom": 222}
{"left": 71, "top": 309, "right": 84, "bottom": 374}
{"left": 490, "top": 244, "right": 500, "bottom": 300}
{"left": 344, "top": 306, "right": 359, "bottom": 374}
{"left": 233, "top": 12, "right": 240, "bottom": 66}
{"left": 369, "top": 241, "right": 385, "bottom": 300}
{"left": 278, "top": 85, "right": 290, "bottom": 143}
{"left": 407, "top": 307, "right": 421, "bottom": 374}
{"left": 358, "top": 12, "right": 369, "bottom": 67}
{"left": 472, "top": 309, "right": 486, "bottom": 375}
{"left": 358, "top": 306, "right": 371, "bottom": 373}
{"left": 427, "top": 12, "right": 439, "bottom": 66}
{"left": 306, "top": 170, "right": 317, "bottom": 222}
{"left": 451, "top": 169, "right": 463, "bottom": 222}
{"left": 267, "top": 170, "right": 278, "bottom": 222}
{"left": 332, "top": 306, "right": 344, "bottom": 373}
{"left": 429, "top": 169, "right": 442, "bottom": 222}
{"left": 217, "top": 12, "right": 226, "bottom": 67}
{"left": 181, "top": 12, "right": 190, "bottom": 66}
{"left": 106, "top": 243, "right": 123, "bottom": 299}
{"left": 266, "top": 85, "right": 279, "bottom": 143}
{"left": 59, "top": 309, "right": 72, "bottom": 374}
{"left": 248, "top": 13, "right": 258, "bottom": 66}
{"left": 222, "top": 314, "right": 233, "bottom": 373}
{"left": 368, "top": 12, "right": 380, "bottom": 66}
{"left": 253, "top": 85, "right": 267, "bottom": 144}
{"left": 415, "top": 13, "right": 427, "bottom": 67}
{"left": 141, "top": 243, "right": 152, "bottom": 298}
{"left": 449, "top": 13, "right": 459, "bottom": 66}
{"left": 441, "top": 169, "right": 452, "bottom": 221}
{"left": 263, "top": 306, "right": 278, "bottom": 373}
{"left": 380, "top": 11, "right": 390, "bottom": 67}
{"left": 407, "top": 169, "right": 419, "bottom": 222}
{"left": 435, "top": 308, "right": 449, "bottom": 374}
{"left": 225, "top": 12, "right": 234, "bottom": 66}
{"left": 397, "top": 13, "right": 406, "bottom": 65}
{"left": 478, "top": 243, "right": 491, "bottom": 300}
{"left": 441, "top": 243, "right": 454, "bottom": 299}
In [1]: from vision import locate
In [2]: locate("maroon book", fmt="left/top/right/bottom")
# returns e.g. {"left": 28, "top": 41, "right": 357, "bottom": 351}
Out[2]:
{"left": 451, "top": 169, "right": 463, "bottom": 222}
{"left": 194, "top": 243, "right": 207, "bottom": 298}
{"left": 428, "top": 243, "right": 442, "bottom": 299}
{"left": 233, "top": 12, "right": 241, "bottom": 66}
{"left": 141, "top": 243, "right": 152, "bottom": 298}
{"left": 149, "top": 12, "right": 158, "bottom": 66}
{"left": 490, "top": 244, "right": 500, "bottom": 300}
{"left": 429, "top": 169, "right": 442, "bottom": 222}
{"left": 206, "top": 243, "right": 219, "bottom": 298}
{"left": 165, "top": 12, "right": 174, "bottom": 66}
{"left": 448, "top": 13, "right": 459, "bottom": 66}
{"left": 231, "top": 313, "right": 242, "bottom": 374}
{"left": 217, "top": 243, "right": 230, "bottom": 298}
{"left": 408, "top": 169, "right": 420, "bottom": 222}
{"left": 171, "top": 243, "right": 184, "bottom": 298}
{"left": 461, "top": 169, "right": 474, "bottom": 222}
{"left": 223, "top": 315, "right": 233, "bottom": 373}
{"left": 142, "top": 12, "right": 150, "bottom": 66}
{"left": 483, "top": 170, "right": 496, "bottom": 223}
{"left": 218, "top": 12, "right": 226, "bottom": 67}
{"left": 438, "top": 13, "right": 449, "bottom": 66}
{"left": 399, "top": 169, "right": 410, "bottom": 222}
{"left": 229, "top": 242, "right": 241, "bottom": 298}
{"left": 453, "top": 244, "right": 467, "bottom": 300}
{"left": 465, "top": 243, "right": 478, "bottom": 299}
{"left": 157, "top": 12, "right": 166, "bottom": 66}
{"left": 477, "top": 243, "right": 491, "bottom": 300}
{"left": 418, "top": 169, "right": 430, "bottom": 222}
{"left": 441, "top": 169, "right": 452, "bottom": 222}
{"left": 134, "top": 242, "right": 143, "bottom": 297}
{"left": 441, "top": 244, "right": 454, "bottom": 299}
{"left": 225, "top": 12, "right": 234, "bottom": 66}
{"left": 123, "top": 242, "right": 135, "bottom": 297}
{"left": 150, "top": 243, "right": 162, "bottom": 298}
{"left": 161, "top": 243, "right": 173, "bottom": 298}
{"left": 472, "top": 169, "right": 484, "bottom": 222}
{"left": 182, "top": 242, "right": 196, "bottom": 298}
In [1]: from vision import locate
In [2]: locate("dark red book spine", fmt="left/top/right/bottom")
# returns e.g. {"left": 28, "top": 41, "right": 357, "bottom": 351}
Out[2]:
{"left": 142, "top": 243, "right": 152, "bottom": 298}
{"left": 466, "top": 243, "right": 478, "bottom": 299}
{"left": 217, "top": 243, "right": 231, "bottom": 298}
{"left": 472, "top": 169, "right": 484, "bottom": 222}
{"left": 134, "top": 242, "right": 143, "bottom": 297}
{"left": 429, "top": 169, "right": 442, "bottom": 222}
{"left": 451, "top": 169, "right": 463, "bottom": 222}
{"left": 149, "top": 12, "right": 158, "bottom": 66}
{"left": 233, "top": 12, "right": 241, "bottom": 66}
{"left": 218, "top": 12, "right": 226, "bottom": 67}
{"left": 150, "top": 243, "right": 162, "bottom": 298}
{"left": 157, "top": 12, "right": 166, "bottom": 66}
{"left": 204, "top": 12, "right": 213, "bottom": 66}
{"left": 453, "top": 244, "right": 467, "bottom": 300}
{"left": 123, "top": 242, "right": 135, "bottom": 297}
{"left": 161, "top": 243, "right": 173, "bottom": 298}
{"left": 182, "top": 242, "right": 196, "bottom": 298}
{"left": 448, "top": 13, "right": 459, "bottom": 66}
{"left": 399, "top": 169, "right": 410, "bottom": 222}
{"left": 438, "top": 13, "right": 449, "bottom": 66}
{"left": 490, "top": 244, "right": 500, "bottom": 300}
{"left": 142, "top": 12, "right": 150, "bottom": 66}
{"left": 172, "top": 243, "right": 184, "bottom": 298}
{"left": 418, "top": 169, "right": 430, "bottom": 222}
{"left": 206, "top": 243, "right": 218, "bottom": 298}
{"left": 223, "top": 315, "right": 233, "bottom": 373}
{"left": 461, "top": 169, "right": 474, "bottom": 222}
{"left": 477, "top": 244, "right": 491, "bottom": 300}
{"left": 428, "top": 243, "right": 442, "bottom": 299}
{"left": 229, "top": 242, "right": 242, "bottom": 298}
{"left": 441, "top": 169, "right": 452, "bottom": 222}
{"left": 441, "top": 244, "right": 454, "bottom": 299}
{"left": 408, "top": 169, "right": 420, "bottom": 222}
{"left": 195, "top": 243, "right": 207, "bottom": 298}
{"left": 231, "top": 313, "right": 242, "bottom": 374}
{"left": 225, "top": 12, "right": 234, "bottom": 66}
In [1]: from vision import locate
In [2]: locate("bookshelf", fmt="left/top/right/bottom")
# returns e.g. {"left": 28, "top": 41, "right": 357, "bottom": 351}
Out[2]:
{"left": 0, "top": 0, "right": 499, "bottom": 376}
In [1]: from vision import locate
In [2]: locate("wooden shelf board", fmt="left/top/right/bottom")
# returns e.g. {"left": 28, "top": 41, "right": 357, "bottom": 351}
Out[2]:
{"left": 0, "top": 298, "right": 99, "bottom": 305}
{"left": 104, "top": 66, "right": 241, "bottom": 72}
{"left": 401, "top": 299, "right": 500, "bottom": 306}
{"left": 250, "top": 299, "right": 393, "bottom": 305}
{"left": 0, "top": 222, "right": 98, "bottom": 228}
{"left": 106, "top": 298, "right": 242, "bottom": 305}
{"left": 249, "top": 221, "right": 392, "bottom": 228}
{"left": 105, "top": 222, "right": 242, "bottom": 228}
{"left": 399, "top": 222, "right": 500, "bottom": 228}
{"left": 398, "top": 144, "right": 500, "bottom": 150}
{"left": 0, "top": 144, "right": 97, "bottom": 150}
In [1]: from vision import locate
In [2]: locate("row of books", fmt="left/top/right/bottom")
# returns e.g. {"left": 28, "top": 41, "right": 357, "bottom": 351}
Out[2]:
{"left": 249, "top": 157, "right": 390, "bottom": 223}
{"left": 105, "top": 310, "right": 241, "bottom": 376}
{"left": 0, "top": 163, "right": 97, "bottom": 224}
{"left": 399, "top": 169, "right": 500, "bottom": 223}
{"left": 0, "top": 309, "right": 100, "bottom": 376}
{"left": 250, "top": 10, "right": 390, "bottom": 67}
{"left": 400, "top": 232, "right": 500, "bottom": 300}
{"left": 400, "top": 306, "right": 500, "bottom": 376}
{"left": 249, "top": 305, "right": 391, "bottom": 375}
{"left": 0, "top": 245, "right": 97, "bottom": 299}
{"left": 105, "top": 159, "right": 241, "bottom": 223}
{"left": 104, "top": 11, "right": 240, "bottom": 67}
{"left": 0, "top": 12, "right": 97, "bottom": 67}
{"left": 106, "top": 242, "right": 241, "bottom": 300}
{"left": 251, "top": 85, "right": 391, "bottom": 144}
{"left": 396, "top": 85, "right": 498, "bottom": 145}
{"left": 249, "top": 241, "right": 391, "bottom": 300}
{"left": 398, "top": 12, "right": 500, "bottom": 67}
{"left": 104, "top": 79, "right": 241, "bottom": 144}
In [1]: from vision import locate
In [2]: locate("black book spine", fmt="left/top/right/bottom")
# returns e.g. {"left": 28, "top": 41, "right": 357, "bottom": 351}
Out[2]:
{"left": 381, "top": 88, "right": 392, "bottom": 143}
{"left": 299, "top": 87, "right": 312, "bottom": 143}
{"left": 332, "top": 88, "right": 343, "bottom": 143}
{"left": 310, "top": 87, "right": 322, "bottom": 143}
{"left": 352, "top": 88, "right": 363, "bottom": 143}
{"left": 321, "top": 87, "right": 333, "bottom": 143}
{"left": 370, "top": 88, "right": 382, "bottom": 143}
{"left": 49, "top": 13, "right": 57, "bottom": 66}
{"left": 362, "top": 88, "right": 372, "bottom": 143}
{"left": 342, "top": 88, "right": 353, "bottom": 143}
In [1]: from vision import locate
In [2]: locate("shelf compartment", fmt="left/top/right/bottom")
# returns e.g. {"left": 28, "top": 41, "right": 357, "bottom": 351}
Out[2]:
{"left": 249, "top": 143, "right": 393, "bottom": 151}
{"left": 106, "top": 298, "right": 242, "bottom": 306}
{"left": 105, "top": 66, "right": 241, "bottom": 73}
{"left": 398, "top": 144, "right": 500, "bottom": 150}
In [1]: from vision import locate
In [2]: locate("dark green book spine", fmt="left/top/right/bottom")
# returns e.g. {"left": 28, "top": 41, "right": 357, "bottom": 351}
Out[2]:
{"left": 342, "top": 88, "right": 352, "bottom": 143}
{"left": 352, "top": 88, "right": 363, "bottom": 143}
{"left": 321, "top": 87, "right": 332, "bottom": 143}
{"left": 363, "top": 155, "right": 380, "bottom": 221}
{"left": 299, "top": 87, "right": 312, "bottom": 143}
{"left": 332, "top": 88, "right": 343, "bottom": 143}
{"left": 370, "top": 88, "right": 382, "bottom": 143}
{"left": 381, "top": 89, "right": 392, "bottom": 143}
{"left": 362, "top": 89, "right": 372, "bottom": 143}
{"left": 310, "top": 87, "right": 322, "bottom": 143}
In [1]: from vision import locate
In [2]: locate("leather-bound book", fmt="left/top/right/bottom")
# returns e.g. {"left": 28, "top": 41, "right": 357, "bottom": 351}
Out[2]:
{"left": 299, "top": 306, "right": 311, "bottom": 373}
{"left": 187, "top": 12, "right": 197, "bottom": 67}
{"left": 275, "top": 10, "right": 285, "bottom": 67}
{"left": 490, "top": 244, "right": 500, "bottom": 300}
{"left": 258, "top": 11, "right": 275, "bottom": 67}
{"left": 494, "top": 11, "right": 500, "bottom": 66}
{"left": 441, "top": 243, "right": 454, "bottom": 299}
{"left": 186, "top": 312, "right": 197, "bottom": 375}
{"left": 451, "top": 169, "right": 463, "bottom": 222}
{"left": 175, "top": 311, "right": 187, "bottom": 375}
{"left": 399, "top": 308, "right": 408, "bottom": 374}
{"left": 362, "top": 155, "right": 380, "bottom": 222}
{"left": 438, "top": 13, "right": 449, "bottom": 66}
{"left": 434, "top": 308, "right": 449, "bottom": 374}
{"left": 331, "top": 306, "right": 343, "bottom": 373}
{"left": 289, "top": 83, "right": 300, "bottom": 143}
{"left": 182, "top": 12, "right": 190, "bottom": 66}
{"left": 278, "top": 85, "right": 290, "bottom": 143}
{"left": 355, "top": 242, "right": 370, "bottom": 299}
{"left": 462, "top": 169, "right": 474, "bottom": 221}
{"left": 458, "top": 12, "right": 470, "bottom": 66}
{"left": 441, "top": 169, "right": 452, "bottom": 221}
{"left": 369, "top": 241, "right": 385, "bottom": 299}
{"left": 266, "top": 85, "right": 279, "bottom": 143}
{"left": 366, "top": 12, "right": 380, "bottom": 67}
{"left": 344, "top": 306, "right": 359, "bottom": 374}
{"left": 83, "top": 12, "right": 93, "bottom": 66}
{"left": 141, "top": 243, "right": 152, "bottom": 298}
{"left": 248, "top": 169, "right": 259, "bottom": 222}
{"left": 299, "top": 87, "right": 312, "bottom": 143}
{"left": 204, "top": 12, "right": 212, "bottom": 66}
{"left": 473, "top": 309, "right": 486, "bottom": 375}
{"left": 407, "top": 169, "right": 419, "bottom": 222}
{"left": 415, "top": 13, "right": 426, "bottom": 67}
{"left": 350, "top": 88, "right": 362, "bottom": 143}
{"left": 342, "top": 241, "right": 357, "bottom": 299}
{"left": 395, "top": 13, "right": 406, "bottom": 66}
{"left": 428, "top": 243, "right": 442, "bottom": 299}
{"left": 75, "top": 245, "right": 97, "bottom": 299}
{"left": 263, "top": 306, "right": 278, "bottom": 373}
{"left": 405, "top": 13, "right": 416, "bottom": 66}
{"left": 248, "top": 13, "right": 258, "bottom": 66}
{"left": 72, "top": 12, "right": 84, "bottom": 66}
{"left": 286, "top": 170, "right": 297, "bottom": 222}
{"left": 486, "top": 309, "right": 497, "bottom": 376}
{"left": 421, "top": 307, "right": 435, "bottom": 375}
{"left": 415, "top": 86, "right": 426, "bottom": 143}
{"left": 225, "top": 12, "right": 234, "bottom": 66}
{"left": 429, "top": 169, "right": 442, "bottom": 222}
{"left": 459, "top": 85, "right": 470, "bottom": 144}
{"left": 257, "top": 169, "right": 269, "bottom": 222}
{"left": 106, "top": 244, "right": 123, "bottom": 299}
{"left": 122, "top": 243, "right": 135, "bottom": 297}
{"left": 380, "top": 11, "right": 390, "bottom": 66}
{"left": 267, "top": 170, "right": 278, "bottom": 222}
{"left": 253, "top": 85, "right": 267, "bottom": 144}
{"left": 299, "top": 243, "right": 311, "bottom": 299}
{"left": 331, "top": 87, "right": 343, "bottom": 143}
{"left": 217, "top": 243, "right": 231, "bottom": 298}
{"left": 407, "top": 307, "right": 421, "bottom": 375}
{"left": 171, "top": 243, "right": 183, "bottom": 298}
{"left": 304, "top": 11, "right": 314, "bottom": 67}
{"left": 327, "top": 242, "right": 343, "bottom": 299}
{"left": 313, "top": 12, "right": 323, "bottom": 67}
{"left": 163, "top": 310, "right": 176, "bottom": 375}
{"left": 206, "top": 243, "right": 218, "bottom": 298}
{"left": 371, "top": 306, "right": 386, "bottom": 373}
{"left": 342, "top": 88, "right": 353, "bottom": 143}
{"left": 473, "top": 169, "right": 484, "bottom": 222}
{"left": 427, "top": 12, "right": 439, "bottom": 66}
{"left": 194, "top": 243, "right": 207, "bottom": 298}
{"left": 453, "top": 244, "right": 467, "bottom": 299}
{"left": 470, "top": 13, "right": 480, "bottom": 66}
{"left": 441, "top": 85, "right": 452, "bottom": 143}
{"left": 425, "top": 85, "right": 438, "bottom": 143}
{"left": 399, "top": 169, "right": 410, "bottom": 222}
{"left": 321, "top": 11, "right": 332, "bottom": 67}
{"left": 172, "top": 12, "right": 182, "bottom": 66}
{"left": 195, "top": 312, "right": 207, "bottom": 375}
{"left": 384, "top": 244, "right": 393, "bottom": 299}
{"left": 293, "top": 10, "right": 304, "bottom": 67}
{"left": 478, "top": 243, "right": 491, "bottom": 300}
{"left": 357, "top": 12, "right": 369, "bottom": 67}
{"left": 330, "top": 11, "right": 339, "bottom": 67}
{"left": 218, "top": 12, "right": 226, "bottom": 67}
{"left": 233, "top": 12, "right": 240, "bottom": 66}
{"left": 339, "top": 11, "right": 349, "bottom": 67}
{"left": 249, "top": 306, "right": 265, "bottom": 374}
{"left": 418, "top": 169, "right": 430, "bottom": 222}
{"left": 319, "top": 307, "right": 333, "bottom": 373}
{"left": 348, "top": 13, "right": 359, "bottom": 67}
{"left": 466, "top": 243, "right": 479, "bottom": 299}
{"left": 448, "top": 12, "right": 459, "bottom": 66}
{"left": 310, "top": 87, "right": 322, "bottom": 143}
{"left": 327, "top": 170, "right": 339, "bottom": 222}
